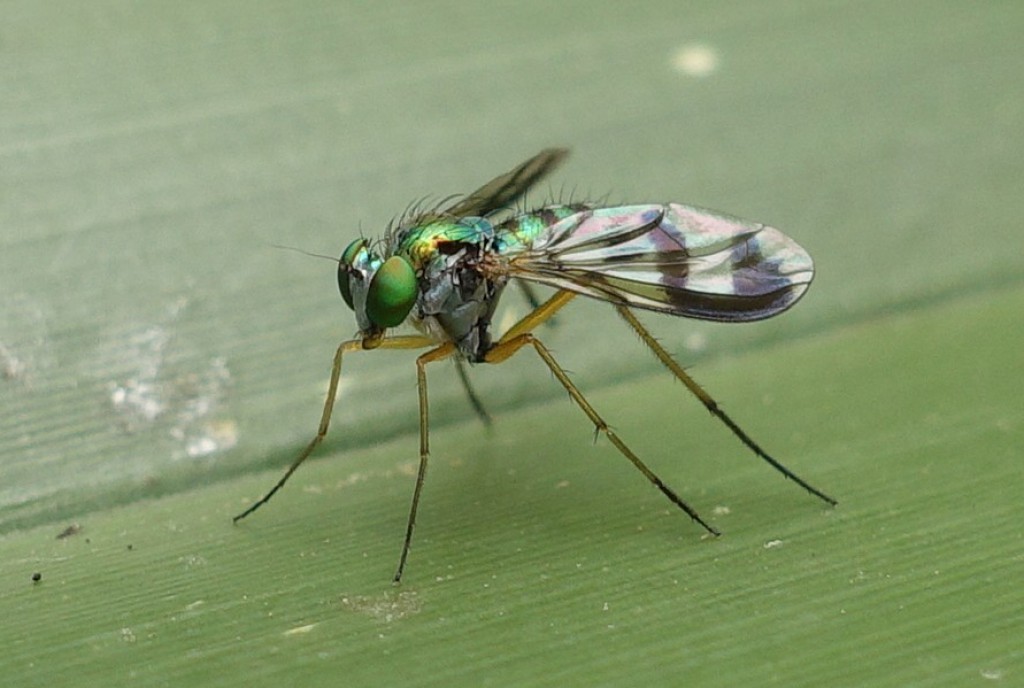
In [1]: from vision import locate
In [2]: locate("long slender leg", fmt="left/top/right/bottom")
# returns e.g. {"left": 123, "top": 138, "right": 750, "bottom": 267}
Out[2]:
{"left": 497, "top": 289, "right": 576, "bottom": 344}
{"left": 394, "top": 341, "right": 457, "bottom": 583}
{"left": 454, "top": 357, "right": 492, "bottom": 428}
{"left": 233, "top": 335, "right": 436, "bottom": 522}
{"left": 615, "top": 306, "right": 837, "bottom": 506}
{"left": 485, "top": 331, "right": 720, "bottom": 536}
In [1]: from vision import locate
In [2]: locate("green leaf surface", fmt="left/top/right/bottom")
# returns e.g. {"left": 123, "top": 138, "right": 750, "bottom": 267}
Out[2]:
{"left": 2, "top": 1, "right": 1022, "bottom": 686}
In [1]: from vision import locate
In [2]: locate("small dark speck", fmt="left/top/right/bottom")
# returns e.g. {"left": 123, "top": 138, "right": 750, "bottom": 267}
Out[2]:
{"left": 32, "top": 572, "right": 42, "bottom": 583}
{"left": 56, "top": 523, "right": 82, "bottom": 539}
{"left": 126, "top": 544, "right": 134, "bottom": 551}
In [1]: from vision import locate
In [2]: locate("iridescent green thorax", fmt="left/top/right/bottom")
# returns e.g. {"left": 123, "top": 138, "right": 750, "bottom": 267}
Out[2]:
{"left": 383, "top": 215, "right": 502, "bottom": 360}
{"left": 374, "top": 206, "right": 589, "bottom": 360}
{"left": 393, "top": 217, "right": 494, "bottom": 269}
{"left": 389, "top": 206, "right": 584, "bottom": 275}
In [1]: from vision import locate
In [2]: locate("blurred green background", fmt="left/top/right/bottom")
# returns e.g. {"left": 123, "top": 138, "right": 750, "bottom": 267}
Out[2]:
{"left": 2, "top": 2, "right": 1022, "bottom": 686}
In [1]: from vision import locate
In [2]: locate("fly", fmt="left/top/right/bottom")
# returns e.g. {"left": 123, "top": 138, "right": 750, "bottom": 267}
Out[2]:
{"left": 234, "top": 149, "right": 836, "bottom": 582}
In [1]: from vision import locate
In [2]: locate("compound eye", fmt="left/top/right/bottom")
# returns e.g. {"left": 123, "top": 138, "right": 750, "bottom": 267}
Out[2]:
{"left": 365, "top": 256, "right": 416, "bottom": 328}
{"left": 337, "top": 238, "right": 369, "bottom": 309}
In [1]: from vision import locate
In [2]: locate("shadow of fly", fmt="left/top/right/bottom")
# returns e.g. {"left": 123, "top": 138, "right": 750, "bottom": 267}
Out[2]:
{"left": 235, "top": 149, "right": 836, "bottom": 582}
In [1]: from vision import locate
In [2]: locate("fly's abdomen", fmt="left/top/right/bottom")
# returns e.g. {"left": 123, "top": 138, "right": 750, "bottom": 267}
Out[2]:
{"left": 493, "top": 205, "right": 585, "bottom": 254}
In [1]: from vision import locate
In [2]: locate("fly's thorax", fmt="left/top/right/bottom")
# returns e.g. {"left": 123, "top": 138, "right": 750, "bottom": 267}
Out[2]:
{"left": 397, "top": 216, "right": 507, "bottom": 359}
{"left": 415, "top": 261, "right": 508, "bottom": 359}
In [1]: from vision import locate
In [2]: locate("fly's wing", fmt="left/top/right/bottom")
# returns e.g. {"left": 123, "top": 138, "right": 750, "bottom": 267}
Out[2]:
{"left": 443, "top": 148, "right": 570, "bottom": 219}
{"left": 505, "top": 204, "right": 814, "bottom": 322}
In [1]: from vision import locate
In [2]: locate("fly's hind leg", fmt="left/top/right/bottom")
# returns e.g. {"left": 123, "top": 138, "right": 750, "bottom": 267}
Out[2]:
{"left": 485, "top": 292, "right": 720, "bottom": 535}
{"left": 615, "top": 306, "right": 836, "bottom": 506}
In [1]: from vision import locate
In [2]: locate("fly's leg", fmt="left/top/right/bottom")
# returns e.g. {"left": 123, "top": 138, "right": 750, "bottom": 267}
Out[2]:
{"left": 454, "top": 357, "right": 492, "bottom": 428}
{"left": 233, "top": 335, "right": 436, "bottom": 523}
{"left": 615, "top": 306, "right": 837, "bottom": 506}
{"left": 486, "top": 296, "right": 720, "bottom": 536}
{"left": 393, "top": 342, "right": 457, "bottom": 583}
{"left": 498, "top": 289, "right": 576, "bottom": 341}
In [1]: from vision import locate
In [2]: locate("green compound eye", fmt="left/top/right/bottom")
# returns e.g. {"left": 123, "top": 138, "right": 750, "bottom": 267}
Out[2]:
{"left": 366, "top": 256, "right": 416, "bottom": 327}
{"left": 338, "top": 238, "right": 369, "bottom": 309}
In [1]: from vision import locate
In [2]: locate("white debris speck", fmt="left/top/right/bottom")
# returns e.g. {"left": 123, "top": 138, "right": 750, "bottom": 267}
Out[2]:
{"left": 184, "top": 419, "right": 239, "bottom": 458}
{"left": 670, "top": 44, "right": 719, "bottom": 77}
{"left": 98, "top": 312, "right": 237, "bottom": 459}
{"left": 340, "top": 591, "right": 421, "bottom": 623}
{"left": 0, "top": 342, "right": 25, "bottom": 380}
{"left": 111, "top": 379, "right": 166, "bottom": 424}
{"left": 284, "top": 623, "right": 317, "bottom": 636}
{"left": 684, "top": 331, "right": 708, "bottom": 353}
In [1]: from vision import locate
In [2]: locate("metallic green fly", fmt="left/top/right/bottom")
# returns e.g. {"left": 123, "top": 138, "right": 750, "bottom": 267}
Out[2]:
{"left": 235, "top": 149, "right": 836, "bottom": 582}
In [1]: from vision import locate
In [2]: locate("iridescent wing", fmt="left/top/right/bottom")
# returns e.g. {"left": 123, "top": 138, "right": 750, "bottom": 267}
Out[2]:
{"left": 501, "top": 204, "right": 814, "bottom": 322}
{"left": 443, "top": 148, "right": 570, "bottom": 218}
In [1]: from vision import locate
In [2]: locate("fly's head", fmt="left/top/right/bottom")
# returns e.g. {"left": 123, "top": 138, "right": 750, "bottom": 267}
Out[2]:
{"left": 337, "top": 238, "right": 417, "bottom": 349}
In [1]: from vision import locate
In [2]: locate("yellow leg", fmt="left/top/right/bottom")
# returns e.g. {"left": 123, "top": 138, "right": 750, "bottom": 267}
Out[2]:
{"left": 615, "top": 306, "right": 837, "bottom": 506}
{"left": 394, "top": 341, "right": 457, "bottom": 582}
{"left": 493, "top": 289, "right": 576, "bottom": 349}
{"left": 234, "top": 334, "right": 436, "bottom": 523}
{"left": 484, "top": 329, "right": 720, "bottom": 536}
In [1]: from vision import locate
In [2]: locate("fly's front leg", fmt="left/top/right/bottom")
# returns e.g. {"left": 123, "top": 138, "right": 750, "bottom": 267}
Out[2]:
{"left": 234, "top": 335, "right": 435, "bottom": 523}
{"left": 484, "top": 332, "right": 720, "bottom": 537}
{"left": 393, "top": 341, "right": 457, "bottom": 583}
